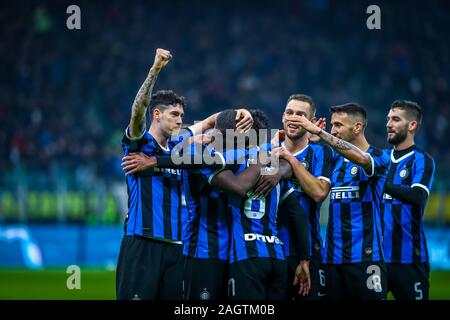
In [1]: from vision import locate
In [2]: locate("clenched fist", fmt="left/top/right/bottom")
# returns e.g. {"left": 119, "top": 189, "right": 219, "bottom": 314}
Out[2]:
{"left": 152, "top": 48, "right": 172, "bottom": 71}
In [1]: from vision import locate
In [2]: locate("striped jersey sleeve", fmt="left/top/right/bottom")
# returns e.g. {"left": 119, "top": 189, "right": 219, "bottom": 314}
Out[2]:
{"left": 362, "top": 147, "right": 390, "bottom": 178}
{"left": 411, "top": 151, "right": 435, "bottom": 195}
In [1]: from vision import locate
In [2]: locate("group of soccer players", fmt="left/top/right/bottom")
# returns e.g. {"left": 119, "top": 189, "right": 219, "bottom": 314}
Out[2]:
{"left": 116, "top": 48, "right": 435, "bottom": 300}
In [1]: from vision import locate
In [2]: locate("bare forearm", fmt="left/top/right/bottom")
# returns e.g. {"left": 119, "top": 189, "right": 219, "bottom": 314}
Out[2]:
{"left": 317, "top": 130, "right": 370, "bottom": 167}
{"left": 129, "top": 67, "right": 160, "bottom": 137}
{"left": 278, "top": 159, "right": 293, "bottom": 179}
{"left": 204, "top": 112, "right": 219, "bottom": 129}
{"left": 212, "top": 163, "right": 262, "bottom": 197}
{"left": 287, "top": 157, "right": 329, "bottom": 202}
{"left": 189, "top": 112, "right": 219, "bottom": 134}
{"left": 233, "top": 164, "right": 262, "bottom": 196}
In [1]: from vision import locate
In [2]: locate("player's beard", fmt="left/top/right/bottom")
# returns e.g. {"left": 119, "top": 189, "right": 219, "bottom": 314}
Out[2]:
{"left": 284, "top": 124, "right": 307, "bottom": 140}
{"left": 387, "top": 125, "right": 408, "bottom": 145}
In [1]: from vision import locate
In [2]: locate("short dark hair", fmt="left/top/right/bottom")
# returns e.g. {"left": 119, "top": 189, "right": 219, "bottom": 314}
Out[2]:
{"left": 216, "top": 109, "right": 237, "bottom": 131}
{"left": 216, "top": 109, "right": 270, "bottom": 148}
{"left": 249, "top": 109, "right": 270, "bottom": 145}
{"left": 330, "top": 102, "right": 368, "bottom": 127}
{"left": 215, "top": 109, "right": 238, "bottom": 149}
{"left": 390, "top": 100, "right": 423, "bottom": 127}
{"left": 249, "top": 109, "right": 270, "bottom": 131}
{"left": 287, "top": 94, "right": 316, "bottom": 116}
{"left": 150, "top": 90, "right": 185, "bottom": 113}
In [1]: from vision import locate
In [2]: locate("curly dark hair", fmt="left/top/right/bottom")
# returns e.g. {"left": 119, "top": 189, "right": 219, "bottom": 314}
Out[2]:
{"left": 150, "top": 90, "right": 185, "bottom": 113}
{"left": 215, "top": 109, "right": 237, "bottom": 131}
{"left": 249, "top": 109, "right": 270, "bottom": 131}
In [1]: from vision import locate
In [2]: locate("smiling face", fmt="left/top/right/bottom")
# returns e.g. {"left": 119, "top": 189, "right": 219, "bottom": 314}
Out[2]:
{"left": 330, "top": 112, "right": 358, "bottom": 143}
{"left": 386, "top": 107, "right": 414, "bottom": 145}
{"left": 282, "top": 99, "right": 314, "bottom": 140}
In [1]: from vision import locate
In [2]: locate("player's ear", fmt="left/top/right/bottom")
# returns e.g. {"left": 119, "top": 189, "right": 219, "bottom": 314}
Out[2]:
{"left": 354, "top": 122, "right": 363, "bottom": 134}
{"left": 409, "top": 120, "right": 418, "bottom": 132}
{"left": 153, "top": 108, "right": 161, "bottom": 121}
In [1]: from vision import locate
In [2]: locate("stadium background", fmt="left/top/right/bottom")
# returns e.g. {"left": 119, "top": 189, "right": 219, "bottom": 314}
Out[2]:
{"left": 1, "top": 0, "right": 450, "bottom": 299}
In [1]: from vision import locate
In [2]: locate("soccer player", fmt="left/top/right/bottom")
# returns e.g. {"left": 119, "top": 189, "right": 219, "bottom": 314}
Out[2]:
{"left": 120, "top": 118, "right": 254, "bottom": 301}
{"left": 290, "top": 103, "right": 389, "bottom": 300}
{"left": 116, "top": 48, "right": 252, "bottom": 300}
{"left": 121, "top": 109, "right": 310, "bottom": 300}
{"left": 382, "top": 100, "right": 435, "bottom": 300}
{"left": 180, "top": 111, "right": 273, "bottom": 301}
{"left": 210, "top": 109, "right": 311, "bottom": 300}
{"left": 121, "top": 115, "right": 254, "bottom": 301}
{"left": 273, "top": 94, "right": 334, "bottom": 300}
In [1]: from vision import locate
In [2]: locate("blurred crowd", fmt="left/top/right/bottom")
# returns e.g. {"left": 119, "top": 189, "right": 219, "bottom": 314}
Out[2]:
{"left": 1, "top": 0, "right": 449, "bottom": 188}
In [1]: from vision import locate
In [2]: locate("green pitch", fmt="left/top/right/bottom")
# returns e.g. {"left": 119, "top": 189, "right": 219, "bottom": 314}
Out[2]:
{"left": 0, "top": 269, "right": 449, "bottom": 300}
{"left": 0, "top": 269, "right": 116, "bottom": 300}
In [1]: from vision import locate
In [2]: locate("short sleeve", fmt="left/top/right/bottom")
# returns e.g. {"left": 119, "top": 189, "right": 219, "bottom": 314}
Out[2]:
{"left": 313, "top": 145, "right": 333, "bottom": 185}
{"left": 411, "top": 152, "right": 435, "bottom": 196}
{"left": 362, "top": 147, "right": 389, "bottom": 178}
{"left": 121, "top": 126, "right": 149, "bottom": 153}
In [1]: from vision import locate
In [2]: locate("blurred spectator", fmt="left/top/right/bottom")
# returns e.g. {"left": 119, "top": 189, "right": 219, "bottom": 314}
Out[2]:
{"left": 1, "top": 0, "right": 449, "bottom": 187}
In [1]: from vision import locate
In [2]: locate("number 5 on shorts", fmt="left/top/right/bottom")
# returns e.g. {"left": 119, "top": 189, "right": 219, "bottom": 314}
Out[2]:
{"left": 414, "top": 282, "right": 423, "bottom": 300}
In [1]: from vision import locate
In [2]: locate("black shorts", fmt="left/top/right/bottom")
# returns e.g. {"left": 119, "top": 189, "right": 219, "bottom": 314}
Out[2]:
{"left": 326, "top": 261, "right": 387, "bottom": 300}
{"left": 227, "top": 258, "right": 288, "bottom": 300}
{"left": 116, "top": 235, "right": 184, "bottom": 300}
{"left": 286, "top": 253, "right": 327, "bottom": 301}
{"left": 386, "top": 262, "right": 430, "bottom": 300}
{"left": 183, "top": 257, "right": 228, "bottom": 300}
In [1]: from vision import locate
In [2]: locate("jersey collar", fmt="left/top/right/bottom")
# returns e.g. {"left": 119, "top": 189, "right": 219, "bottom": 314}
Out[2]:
{"left": 281, "top": 141, "right": 309, "bottom": 157}
{"left": 391, "top": 148, "right": 415, "bottom": 163}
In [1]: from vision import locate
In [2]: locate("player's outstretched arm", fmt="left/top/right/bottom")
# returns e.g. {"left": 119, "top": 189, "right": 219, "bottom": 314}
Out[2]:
{"left": 188, "top": 109, "right": 253, "bottom": 135}
{"left": 128, "top": 48, "right": 172, "bottom": 138}
{"left": 279, "top": 148, "right": 330, "bottom": 203}
{"left": 210, "top": 152, "right": 264, "bottom": 197}
{"left": 122, "top": 152, "right": 157, "bottom": 175}
{"left": 121, "top": 151, "right": 232, "bottom": 174}
{"left": 211, "top": 162, "right": 262, "bottom": 197}
{"left": 290, "top": 116, "right": 372, "bottom": 172}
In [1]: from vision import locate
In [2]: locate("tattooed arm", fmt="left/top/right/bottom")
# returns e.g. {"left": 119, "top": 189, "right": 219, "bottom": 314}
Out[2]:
{"left": 128, "top": 48, "right": 172, "bottom": 138}
{"left": 316, "top": 128, "right": 371, "bottom": 169}
{"left": 289, "top": 115, "right": 372, "bottom": 170}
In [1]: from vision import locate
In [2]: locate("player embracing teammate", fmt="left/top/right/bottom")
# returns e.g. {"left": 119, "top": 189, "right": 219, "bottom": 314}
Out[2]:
{"left": 117, "top": 48, "right": 435, "bottom": 300}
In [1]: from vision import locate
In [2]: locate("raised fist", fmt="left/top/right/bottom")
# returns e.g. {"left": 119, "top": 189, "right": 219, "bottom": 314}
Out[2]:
{"left": 152, "top": 48, "right": 172, "bottom": 71}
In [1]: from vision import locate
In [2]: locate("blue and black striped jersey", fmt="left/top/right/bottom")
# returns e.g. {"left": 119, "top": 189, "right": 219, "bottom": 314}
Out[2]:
{"left": 121, "top": 127, "right": 193, "bottom": 242}
{"left": 325, "top": 146, "right": 389, "bottom": 264}
{"left": 183, "top": 163, "right": 230, "bottom": 260}
{"left": 278, "top": 142, "right": 333, "bottom": 260}
{"left": 222, "top": 148, "right": 292, "bottom": 263}
{"left": 181, "top": 193, "right": 189, "bottom": 244}
{"left": 381, "top": 145, "right": 435, "bottom": 263}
